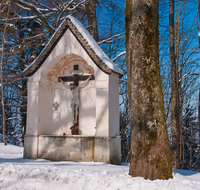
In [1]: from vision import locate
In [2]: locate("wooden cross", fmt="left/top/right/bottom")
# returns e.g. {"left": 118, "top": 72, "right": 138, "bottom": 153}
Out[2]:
{"left": 58, "top": 65, "right": 95, "bottom": 86}
{"left": 58, "top": 65, "right": 95, "bottom": 126}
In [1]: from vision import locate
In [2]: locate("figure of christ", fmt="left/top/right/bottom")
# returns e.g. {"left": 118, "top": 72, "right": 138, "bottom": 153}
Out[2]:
{"left": 59, "top": 75, "right": 92, "bottom": 124}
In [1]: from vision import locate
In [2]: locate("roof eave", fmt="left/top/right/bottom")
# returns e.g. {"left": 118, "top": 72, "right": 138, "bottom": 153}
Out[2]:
{"left": 23, "top": 17, "right": 123, "bottom": 77}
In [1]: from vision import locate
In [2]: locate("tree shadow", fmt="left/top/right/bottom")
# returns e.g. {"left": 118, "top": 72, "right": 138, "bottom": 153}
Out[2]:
{"left": 173, "top": 169, "right": 200, "bottom": 176}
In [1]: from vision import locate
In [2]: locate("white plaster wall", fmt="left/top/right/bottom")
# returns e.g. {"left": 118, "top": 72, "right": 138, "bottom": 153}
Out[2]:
{"left": 37, "top": 87, "right": 72, "bottom": 135}
{"left": 23, "top": 136, "right": 38, "bottom": 159}
{"left": 79, "top": 80, "right": 96, "bottom": 135}
{"left": 109, "top": 72, "right": 120, "bottom": 137}
{"left": 95, "top": 87, "right": 109, "bottom": 137}
{"left": 26, "top": 81, "right": 39, "bottom": 135}
{"left": 110, "top": 138, "right": 121, "bottom": 164}
{"left": 94, "top": 138, "right": 110, "bottom": 163}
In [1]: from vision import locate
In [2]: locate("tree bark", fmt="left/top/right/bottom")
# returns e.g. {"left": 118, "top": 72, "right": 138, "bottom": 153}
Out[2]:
{"left": 170, "top": 0, "right": 180, "bottom": 169}
{"left": 198, "top": 88, "right": 200, "bottom": 171}
{"left": 182, "top": 138, "right": 184, "bottom": 169}
{"left": 85, "top": 0, "right": 98, "bottom": 41}
{"left": 125, "top": 0, "right": 172, "bottom": 180}
{"left": 0, "top": 2, "right": 11, "bottom": 146}
{"left": 189, "top": 126, "right": 193, "bottom": 170}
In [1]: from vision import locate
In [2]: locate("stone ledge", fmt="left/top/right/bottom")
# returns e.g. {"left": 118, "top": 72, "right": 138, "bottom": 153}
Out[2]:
{"left": 38, "top": 135, "right": 95, "bottom": 138}
{"left": 25, "top": 135, "right": 114, "bottom": 139}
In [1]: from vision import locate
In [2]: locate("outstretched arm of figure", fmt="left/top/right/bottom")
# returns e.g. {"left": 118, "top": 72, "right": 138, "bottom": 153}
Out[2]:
{"left": 79, "top": 75, "right": 92, "bottom": 89}
{"left": 59, "top": 78, "right": 71, "bottom": 91}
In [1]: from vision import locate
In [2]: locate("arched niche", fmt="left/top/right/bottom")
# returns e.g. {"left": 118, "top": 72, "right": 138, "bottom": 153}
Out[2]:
{"left": 37, "top": 54, "right": 96, "bottom": 136}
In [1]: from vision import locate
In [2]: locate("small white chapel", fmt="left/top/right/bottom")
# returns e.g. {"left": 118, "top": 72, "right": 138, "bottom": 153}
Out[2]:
{"left": 23, "top": 16, "right": 123, "bottom": 165}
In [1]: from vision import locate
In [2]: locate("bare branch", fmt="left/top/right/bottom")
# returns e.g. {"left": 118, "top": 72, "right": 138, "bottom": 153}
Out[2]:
{"left": 11, "top": 0, "right": 55, "bottom": 34}
{"left": 112, "top": 51, "right": 126, "bottom": 62}
{"left": 67, "top": 0, "right": 87, "bottom": 11}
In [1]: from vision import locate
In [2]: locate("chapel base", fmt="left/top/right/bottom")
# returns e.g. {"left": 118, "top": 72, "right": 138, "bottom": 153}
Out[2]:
{"left": 23, "top": 135, "right": 121, "bottom": 165}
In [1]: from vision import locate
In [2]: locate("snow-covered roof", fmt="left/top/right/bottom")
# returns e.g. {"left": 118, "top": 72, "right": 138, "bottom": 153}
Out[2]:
{"left": 23, "top": 16, "right": 123, "bottom": 77}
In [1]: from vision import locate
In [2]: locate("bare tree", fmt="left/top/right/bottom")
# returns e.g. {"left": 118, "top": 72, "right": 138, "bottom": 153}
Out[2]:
{"left": 0, "top": 1, "right": 11, "bottom": 145}
{"left": 8, "top": 0, "right": 87, "bottom": 35}
{"left": 169, "top": 0, "right": 180, "bottom": 169}
{"left": 85, "top": 0, "right": 98, "bottom": 41}
{"left": 159, "top": 0, "right": 200, "bottom": 170}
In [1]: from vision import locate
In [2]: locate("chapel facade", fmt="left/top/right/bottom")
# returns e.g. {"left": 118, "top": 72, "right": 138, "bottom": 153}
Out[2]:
{"left": 23, "top": 16, "right": 123, "bottom": 164}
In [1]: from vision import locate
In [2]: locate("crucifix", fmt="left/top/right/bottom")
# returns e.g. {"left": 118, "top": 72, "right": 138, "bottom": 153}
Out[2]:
{"left": 58, "top": 65, "right": 95, "bottom": 133}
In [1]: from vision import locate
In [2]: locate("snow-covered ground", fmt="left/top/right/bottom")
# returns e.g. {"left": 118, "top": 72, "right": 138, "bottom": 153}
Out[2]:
{"left": 0, "top": 143, "right": 200, "bottom": 190}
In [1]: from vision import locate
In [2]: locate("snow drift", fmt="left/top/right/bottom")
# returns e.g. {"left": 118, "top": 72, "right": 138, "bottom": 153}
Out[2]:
{"left": 0, "top": 143, "right": 200, "bottom": 190}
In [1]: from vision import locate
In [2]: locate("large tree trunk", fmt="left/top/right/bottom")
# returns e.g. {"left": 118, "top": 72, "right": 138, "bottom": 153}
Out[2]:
{"left": 125, "top": 0, "right": 172, "bottom": 180}
{"left": 85, "top": 0, "right": 98, "bottom": 42}
{"left": 169, "top": 0, "right": 180, "bottom": 169}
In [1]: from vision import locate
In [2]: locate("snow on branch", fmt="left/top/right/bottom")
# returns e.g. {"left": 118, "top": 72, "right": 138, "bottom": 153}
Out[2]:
{"left": 11, "top": 0, "right": 55, "bottom": 34}
{"left": 112, "top": 51, "right": 126, "bottom": 62}
{"left": 0, "top": 11, "right": 57, "bottom": 22}
{"left": 98, "top": 33, "right": 125, "bottom": 45}
{"left": 119, "top": 78, "right": 127, "bottom": 83}
{"left": 9, "top": 0, "right": 87, "bottom": 34}
{"left": 14, "top": 2, "right": 31, "bottom": 11}
{"left": 7, "top": 117, "right": 21, "bottom": 121}
{"left": 0, "top": 15, "right": 37, "bottom": 22}
{"left": 30, "top": 1, "right": 57, "bottom": 13}
{"left": 24, "top": 32, "right": 47, "bottom": 41}
{"left": 66, "top": 0, "right": 87, "bottom": 11}
{"left": 181, "top": 107, "right": 192, "bottom": 122}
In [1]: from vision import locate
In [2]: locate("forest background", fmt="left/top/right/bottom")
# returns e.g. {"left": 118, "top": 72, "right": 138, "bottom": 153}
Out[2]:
{"left": 0, "top": 0, "right": 200, "bottom": 171}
